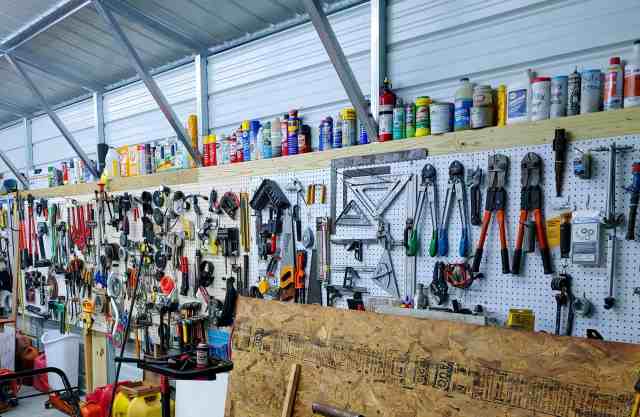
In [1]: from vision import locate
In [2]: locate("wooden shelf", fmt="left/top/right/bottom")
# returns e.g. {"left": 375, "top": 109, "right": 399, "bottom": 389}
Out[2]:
{"left": 28, "top": 107, "right": 640, "bottom": 198}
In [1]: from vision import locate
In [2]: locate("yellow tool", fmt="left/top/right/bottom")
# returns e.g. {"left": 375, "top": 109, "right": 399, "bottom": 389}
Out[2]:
{"left": 240, "top": 192, "right": 250, "bottom": 252}
{"left": 306, "top": 184, "right": 327, "bottom": 205}
{"left": 0, "top": 206, "right": 7, "bottom": 230}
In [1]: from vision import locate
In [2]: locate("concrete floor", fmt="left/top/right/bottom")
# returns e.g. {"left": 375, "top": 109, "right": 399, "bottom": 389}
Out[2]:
{"left": 3, "top": 387, "right": 63, "bottom": 417}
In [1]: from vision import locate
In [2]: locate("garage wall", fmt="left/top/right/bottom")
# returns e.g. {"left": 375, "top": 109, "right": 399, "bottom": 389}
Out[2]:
{"left": 0, "top": 122, "right": 26, "bottom": 181}
{"left": 1, "top": 0, "right": 640, "bottom": 178}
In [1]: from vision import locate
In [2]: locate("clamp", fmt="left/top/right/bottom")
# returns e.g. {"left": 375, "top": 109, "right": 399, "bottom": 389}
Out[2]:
{"left": 472, "top": 154, "right": 509, "bottom": 273}
{"left": 512, "top": 152, "right": 553, "bottom": 275}
{"left": 438, "top": 161, "right": 470, "bottom": 257}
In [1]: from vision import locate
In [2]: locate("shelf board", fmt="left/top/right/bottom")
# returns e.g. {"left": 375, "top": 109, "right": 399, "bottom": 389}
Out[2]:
{"left": 27, "top": 107, "right": 640, "bottom": 198}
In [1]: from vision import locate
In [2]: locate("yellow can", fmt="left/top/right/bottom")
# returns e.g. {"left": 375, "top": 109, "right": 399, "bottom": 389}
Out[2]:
{"left": 497, "top": 84, "right": 507, "bottom": 127}
{"left": 113, "top": 384, "right": 175, "bottom": 417}
{"left": 415, "top": 96, "right": 431, "bottom": 136}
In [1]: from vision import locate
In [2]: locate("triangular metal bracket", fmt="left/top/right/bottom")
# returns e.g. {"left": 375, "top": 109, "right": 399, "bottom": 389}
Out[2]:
{"left": 370, "top": 250, "right": 399, "bottom": 299}
{"left": 347, "top": 175, "right": 410, "bottom": 221}
{"left": 336, "top": 200, "right": 372, "bottom": 227}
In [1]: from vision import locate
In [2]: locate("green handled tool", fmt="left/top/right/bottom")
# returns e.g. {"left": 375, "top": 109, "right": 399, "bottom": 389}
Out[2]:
{"left": 405, "top": 164, "right": 438, "bottom": 257}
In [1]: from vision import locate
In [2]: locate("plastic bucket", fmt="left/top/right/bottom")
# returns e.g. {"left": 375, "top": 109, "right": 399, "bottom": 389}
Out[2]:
{"left": 41, "top": 330, "right": 81, "bottom": 390}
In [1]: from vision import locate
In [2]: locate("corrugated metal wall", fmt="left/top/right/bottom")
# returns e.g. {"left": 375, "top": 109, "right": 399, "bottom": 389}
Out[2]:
{"left": 2, "top": 0, "right": 640, "bottom": 178}
{"left": 0, "top": 122, "right": 26, "bottom": 181}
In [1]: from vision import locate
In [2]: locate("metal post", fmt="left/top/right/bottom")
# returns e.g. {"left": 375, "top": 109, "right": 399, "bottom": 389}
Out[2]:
{"left": 370, "top": 0, "right": 386, "bottom": 122}
{"left": 5, "top": 54, "right": 99, "bottom": 179}
{"left": 302, "top": 0, "right": 378, "bottom": 141}
{"left": 195, "top": 52, "right": 210, "bottom": 138}
{"left": 93, "top": 0, "right": 202, "bottom": 166}
{"left": 93, "top": 91, "right": 106, "bottom": 174}
{"left": 0, "top": 149, "right": 29, "bottom": 189}
{"left": 24, "top": 118, "right": 33, "bottom": 175}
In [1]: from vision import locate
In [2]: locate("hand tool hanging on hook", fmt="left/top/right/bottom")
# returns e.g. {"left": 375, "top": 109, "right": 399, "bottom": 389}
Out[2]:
{"left": 552, "top": 128, "right": 568, "bottom": 197}
{"left": 472, "top": 154, "right": 509, "bottom": 273}
{"left": 625, "top": 162, "right": 640, "bottom": 241}
{"left": 512, "top": 152, "right": 553, "bottom": 275}
{"left": 406, "top": 164, "right": 437, "bottom": 257}
{"left": 469, "top": 167, "right": 483, "bottom": 226}
{"left": 438, "top": 161, "right": 470, "bottom": 257}
{"left": 591, "top": 143, "right": 633, "bottom": 309}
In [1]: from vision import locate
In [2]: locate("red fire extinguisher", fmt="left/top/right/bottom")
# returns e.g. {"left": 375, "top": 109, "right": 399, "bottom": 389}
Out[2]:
{"left": 378, "top": 77, "right": 395, "bottom": 142}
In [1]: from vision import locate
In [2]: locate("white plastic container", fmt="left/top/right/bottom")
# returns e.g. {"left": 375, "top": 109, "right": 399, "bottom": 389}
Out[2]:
{"left": 624, "top": 40, "right": 640, "bottom": 108}
{"left": 507, "top": 79, "right": 530, "bottom": 124}
{"left": 454, "top": 78, "right": 473, "bottom": 131}
{"left": 41, "top": 330, "right": 81, "bottom": 390}
{"left": 530, "top": 77, "right": 551, "bottom": 121}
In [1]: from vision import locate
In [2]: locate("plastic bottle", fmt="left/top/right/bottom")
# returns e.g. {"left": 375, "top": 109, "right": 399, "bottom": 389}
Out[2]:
{"left": 405, "top": 101, "right": 416, "bottom": 138}
{"left": 604, "top": 57, "right": 624, "bottom": 111}
{"left": 415, "top": 96, "right": 431, "bottom": 136}
{"left": 454, "top": 78, "right": 473, "bottom": 131}
{"left": 507, "top": 77, "right": 530, "bottom": 124}
{"left": 624, "top": 40, "right": 640, "bottom": 108}
{"left": 392, "top": 98, "right": 406, "bottom": 139}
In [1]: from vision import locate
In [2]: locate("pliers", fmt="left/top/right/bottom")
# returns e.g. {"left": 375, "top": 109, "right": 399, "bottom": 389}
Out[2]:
{"left": 512, "top": 152, "right": 553, "bottom": 275}
{"left": 472, "top": 154, "right": 509, "bottom": 273}
{"left": 438, "top": 161, "right": 470, "bottom": 257}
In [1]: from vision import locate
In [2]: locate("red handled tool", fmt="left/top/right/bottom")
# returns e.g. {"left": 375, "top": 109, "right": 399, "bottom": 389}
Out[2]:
{"left": 472, "top": 154, "right": 510, "bottom": 273}
{"left": 294, "top": 250, "right": 307, "bottom": 304}
{"left": 512, "top": 153, "right": 553, "bottom": 275}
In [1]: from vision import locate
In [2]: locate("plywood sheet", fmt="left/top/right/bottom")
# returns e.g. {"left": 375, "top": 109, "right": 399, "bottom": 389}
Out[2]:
{"left": 227, "top": 297, "right": 639, "bottom": 417}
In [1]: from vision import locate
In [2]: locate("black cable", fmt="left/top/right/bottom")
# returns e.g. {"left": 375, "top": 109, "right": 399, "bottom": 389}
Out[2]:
{"left": 107, "top": 246, "right": 146, "bottom": 417}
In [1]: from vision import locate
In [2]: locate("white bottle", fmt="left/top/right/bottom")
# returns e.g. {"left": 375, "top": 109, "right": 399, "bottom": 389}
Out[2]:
{"left": 454, "top": 78, "right": 473, "bottom": 131}
{"left": 507, "top": 79, "right": 530, "bottom": 124}
{"left": 624, "top": 40, "right": 640, "bottom": 108}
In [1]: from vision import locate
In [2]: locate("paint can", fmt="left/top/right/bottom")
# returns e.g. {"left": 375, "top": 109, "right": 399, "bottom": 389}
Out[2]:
{"left": 530, "top": 77, "right": 551, "bottom": 121}
{"left": 473, "top": 85, "right": 493, "bottom": 107}
{"left": 287, "top": 110, "right": 299, "bottom": 155}
{"left": 415, "top": 96, "right": 431, "bottom": 136}
{"left": 580, "top": 69, "right": 602, "bottom": 114}
{"left": 471, "top": 106, "right": 493, "bottom": 129}
{"left": 430, "top": 102, "right": 452, "bottom": 135}
{"left": 567, "top": 68, "right": 581, "bottom": 116}
{"left": 341, "top": 107, "right": 357, "bottom": 146}
{"left": 392, "top": 99, "right": 406, "bottom": 140}
{"left": 550, "top": 76, "right": 568, "bottom": 118}
{"left": 333, "top": 117, "right": 343, "bottom": 149}
{"left": 603, "top": 57, "right": 624, "bottom": 111}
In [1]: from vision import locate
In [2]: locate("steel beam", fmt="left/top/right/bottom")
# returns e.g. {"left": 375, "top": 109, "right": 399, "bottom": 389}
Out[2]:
{"left": 104, "top": 0, "right": 207, "bottom": 51}
{"left": 0, "top": 99, "right": 28, "bottom": 117}
{"left": 6, "top": 53, "right": 103, "bottom": 91}
{"left": 93, "top": 91, "right": 106, "bottom": 174}
{"left": 195, "top": 53, "right": 210, "bottom": 138}
{"left": 93, "top": 0, "right": 202, "bottom": 166}
{"left": 0, "top": 149, "right": 29, "bottom": 189}
{"left": 24, "top": 118, "right": 33, "bottom": 174}
{"left": 370, "top": 0, "right": 386, "bottom": 122}
{"left": 302, "top": 0, "right": 378, "bottom": 141}
{"left": 1, "top": 0, "right": 91, "bottom": 53}
{"left": 5, "top": 54, "right": 99, "bottom": 179}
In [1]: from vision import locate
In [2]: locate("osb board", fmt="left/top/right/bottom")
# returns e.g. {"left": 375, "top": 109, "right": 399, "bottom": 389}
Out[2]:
{"left": 227, "top": 297, "right": 639, "bottom": 417}
{"left": 27, "top": 107, "right": 640, "bottom": 198}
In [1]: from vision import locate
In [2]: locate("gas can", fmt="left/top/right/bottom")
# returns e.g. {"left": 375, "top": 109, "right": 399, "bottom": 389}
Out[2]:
{"left": 405, "top": 101, "right": 416, "bottom": 138}
{"left": 430, "top": 102, "right": 452, "bottom": 135}
{"left": 333, "top": 118, "right": 343, "bottom": 149}
{"left": 415, "top": 96, "right": 431, "bottom": 136}
{"left": 530, "top": 77, "right": 551, "bottom": 121}
{"left": 378, "top": 77, "right": 395, "bottom": 142}
{"left": 550, "top": 76, "right": 568, "bottom": 118}
{"left": 580, "top": 69, "right": 602, "bottom": 114}
{"left": 604, "top": 57, "right": 624, "bottom": 111}
{"left": 392, "top": 99, "right": 406, "bottom": 140}
{"left": 567, "top": 68, "right": 581, "bottom": 116}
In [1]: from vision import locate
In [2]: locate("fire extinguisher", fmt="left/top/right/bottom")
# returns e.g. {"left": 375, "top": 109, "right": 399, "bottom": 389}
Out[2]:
{"left": 378, "top": 77, "right": 395, "bottom": 142}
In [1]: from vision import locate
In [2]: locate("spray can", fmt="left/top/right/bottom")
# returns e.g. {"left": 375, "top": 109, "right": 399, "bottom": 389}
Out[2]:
{"left": 454, "top": 77, "right": 473, "bottom": 131}
{"left": 323, "top": 116, "right": 334, "bottom": 149}
{"left": 358, "top": 101, "right": 370, "bottom": 145}
{"left": 287, "top": 110, "right": 299, "bottom": 155}
{"left": 249, "top": 120, "right": 260, "bottom": 160}
{"left": 341, "top": 108, "right": 356, "bottom": 146}
{"left": 392, "top": 98, "right": 406, "bottom": 139}
{"left": 271, "top": 117, "right": 282, "bottom": 158}
{"left": 530, "top": 77, "right": 551, "bottom": 121}
{"left": 567, "top": 68, "right": 581, "bottom": 116}
{"left": 298, "top": 124, "right": 311, "bottom": 153}
{"left": 241, "top": 120, "right": 251, "bottom": 161}
{"left": 624, "top": 40, "right": 640, "bottom": 108}
{"left": 187, "top": 114, "right": 198, "bottom": 168}
{"left": 550, "top": 76, "right": 568, "bottom": 118}
{"left": 415, "top": 96, "right": 431, "bottom": 136}
{"left": 208, "top": 134, "right": 217, "bottom": 166}
{"left": 604, "top": 57, "right": 624, "bottom": 111}
{"left": 333, "top": 117, "right": 343, "bottom": 149}
{"left": 219, "top": 134, "right": 229, "bottom": 165}
{"left": 196, "top": 343, "right": 209, "bottom": 368}
{"left": 202, "top": 135, "right": 211, "bottom": 166}
{"left": 580, "top": 69, "right": 602, "bottom": 114}
{"left": 378, "top": 77, "right": 395, "bottom": 142}
{"left": 405, "top": 101, "right": 416, "bottom": 138}
{"left": 281, "top": 114, "right": 289, "bottom": 156}
{"left": 261, "top": 122, "right": 272, "bottom": 159}
{"left": 233, "top": 131, "right": 242, "bottom": 163}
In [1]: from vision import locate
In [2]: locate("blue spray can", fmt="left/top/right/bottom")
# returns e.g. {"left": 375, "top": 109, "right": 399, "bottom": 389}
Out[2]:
{"left": 241, "top": 120, "right": 251, "bottom": 161}
{"left": 287, "top": 109, "right": 299, "bottom": 155}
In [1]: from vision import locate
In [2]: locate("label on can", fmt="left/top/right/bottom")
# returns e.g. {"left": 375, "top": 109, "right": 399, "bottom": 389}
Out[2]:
{"left": 580, "top": 70, "right": 601, "bottom": 114}
{"left": 333, "top": 121, "right": 343, "bottom": 149}
{"left": 430, "top": 103, "right": 452, "bottom": 135}
{"left": 392, "top": 106, "right": 406, "bottom": 140}
{"left": 378, "top": 104, "right": 393, "bottom": 140}
{"left": 454, "top": 99, "right": 472, "bottom": 130}
{"left": 507, "top": 89, "right": 528, "bottom": 121}
{"left": 624, "top": 64, "right": 640, "bottom": 108}
{"left": 473, "top": 86, "right": 493, "bottom": 107}
{"left": 241, "top": 131, "right": 251, "bottom": 161}
{"left": 470, "top": 106, "right": 493, "bottom": 129}
{"left": 530, "top": 79, "right": 551, "bottom": 121}
{"left": 567, "top": 73, "right": 581, "bottom": 116}
{"left": 196, "top": 343, "right": 209, "bottom": 368}
{"left": 415, "top": 101, "right": 430, "bottom": 136}
{"left": 604, "top": 69, "right": 623, "bottom": 110}
{"left": 550, "top": 77, "right": 568, "bottom": 118}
